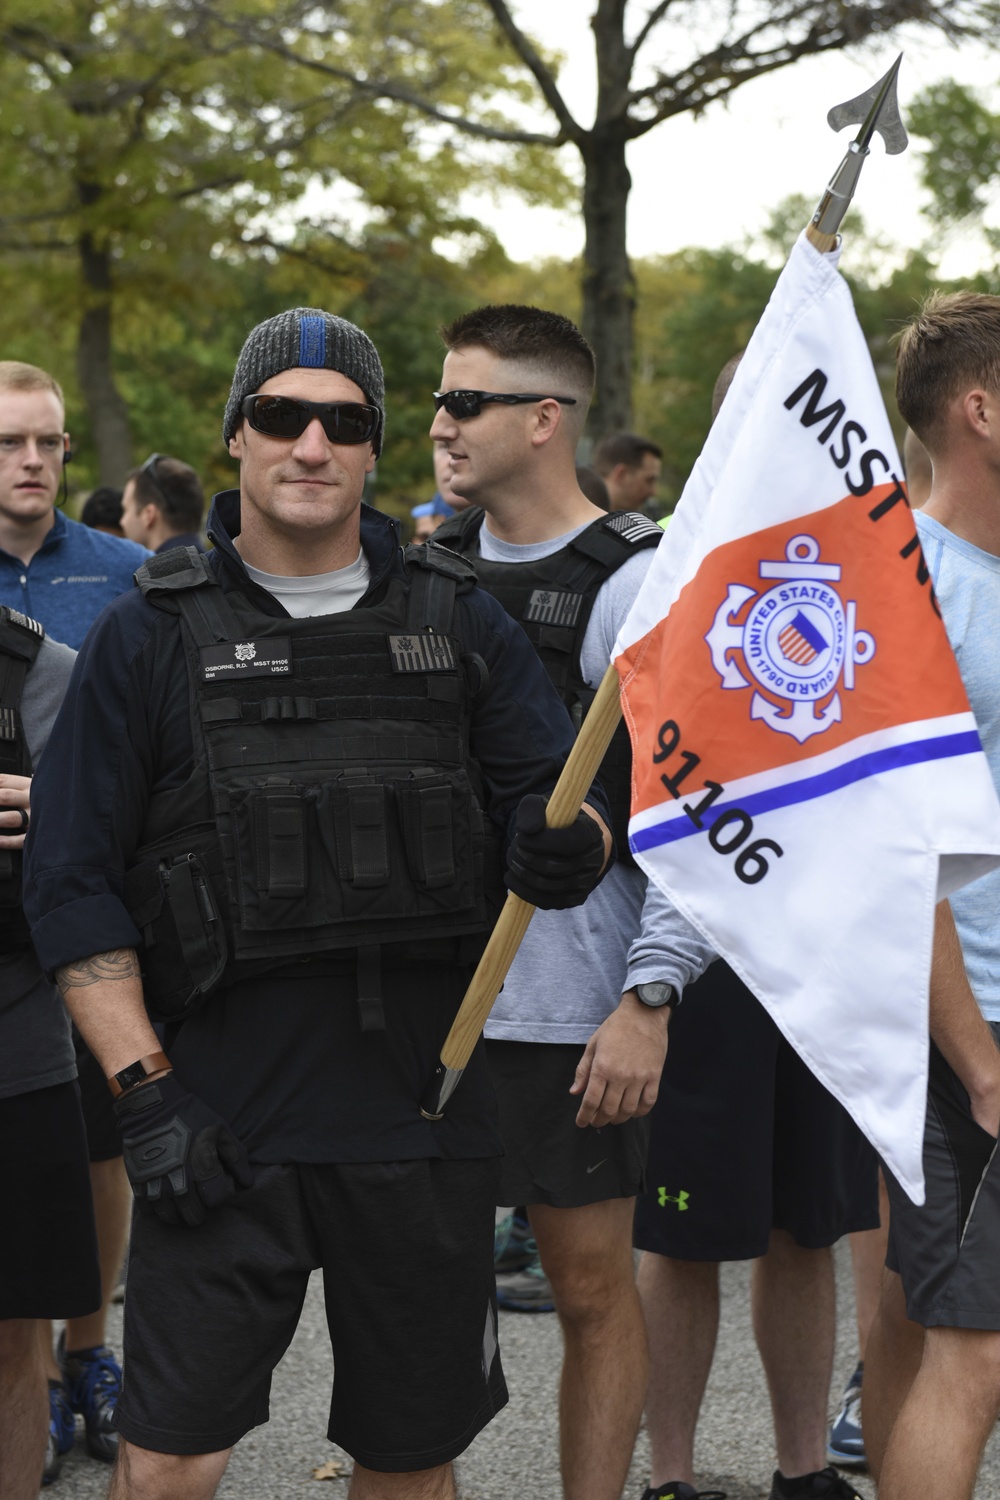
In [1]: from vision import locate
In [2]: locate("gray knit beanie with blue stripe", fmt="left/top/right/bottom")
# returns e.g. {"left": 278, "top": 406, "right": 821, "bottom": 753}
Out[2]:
{"left": 223, "top": 308, "right": 385, "bottom": 455}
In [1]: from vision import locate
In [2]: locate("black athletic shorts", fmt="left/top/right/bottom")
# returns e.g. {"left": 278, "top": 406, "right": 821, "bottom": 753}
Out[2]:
{"left": 0, "top": 1080, "right": 102, "bottom": 1319}
{"left": 634, "top": 961, "right": 879, "bottom": 1260}
{"left": 885, "top": 1026, "right": 1000, "bottom": 1330}
{"left": 116, "top": 1157, "right": 507, "bottom": 1470}
{"left": 486, "top": 1039, "right": 650, "bottom": 1208}
{"left": 73, "top": 1024, "right": 122, "bottom": 1162}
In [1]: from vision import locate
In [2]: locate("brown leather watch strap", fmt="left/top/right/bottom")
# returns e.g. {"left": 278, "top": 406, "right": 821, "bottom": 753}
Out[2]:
{"left": 108, "top": 1050, "right": 172, "bottom": 1099}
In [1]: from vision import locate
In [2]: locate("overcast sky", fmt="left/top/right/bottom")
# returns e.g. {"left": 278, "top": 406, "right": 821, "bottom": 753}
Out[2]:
{"left": 460, "top": 3, "right": 1000, "bottom": 277}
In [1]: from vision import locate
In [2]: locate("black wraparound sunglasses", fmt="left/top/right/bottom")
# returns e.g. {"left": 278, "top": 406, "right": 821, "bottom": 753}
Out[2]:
{"left": 433, "top": 390, "right": 578, "bottom": 420}
{"left": 241, "top": 394, "right": 381, "bottom": 445}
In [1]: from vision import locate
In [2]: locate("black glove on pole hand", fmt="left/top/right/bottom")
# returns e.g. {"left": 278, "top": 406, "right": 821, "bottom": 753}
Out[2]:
{"left": 506, "top": 793, "right": 608, "bottom": 910}
{"left": 113, "top": 1073, "right": 252, "bottom": 1228}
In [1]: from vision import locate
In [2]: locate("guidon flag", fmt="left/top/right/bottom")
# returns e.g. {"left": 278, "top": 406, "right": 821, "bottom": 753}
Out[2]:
{"left": 613, "top": 231, "right": 1000, "bottom": 1204}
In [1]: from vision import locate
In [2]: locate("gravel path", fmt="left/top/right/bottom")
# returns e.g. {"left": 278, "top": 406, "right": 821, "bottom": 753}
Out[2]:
{"left": 53, "top": 1241, "right": 1000, "bottom": 1497}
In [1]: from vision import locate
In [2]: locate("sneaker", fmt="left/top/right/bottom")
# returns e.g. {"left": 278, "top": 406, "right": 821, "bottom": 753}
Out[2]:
{"left": 494, "top": 1210, "right": 535, "bottom": 1274}
{"left": 827, "top": 1361, "right": 865, "bottom": 1467}
{"left": 640, "top": 1485, "right": 727, "bottom": 1499}
{"left": 43, "top": 1379, "right": 76, "bottom": 1485}
{"left": 495, "top": 1248, "right": 555, "bottom": 1313}
{"left": 61, "top": 1344, "right": 121, "bottom": 1462}
{"left": 768, "top": 1466, "right": 864, "bottom": 1499}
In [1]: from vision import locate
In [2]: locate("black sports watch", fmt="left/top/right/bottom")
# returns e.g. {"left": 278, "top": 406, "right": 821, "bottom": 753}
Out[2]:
{"left": 634, "top": 981, "right": 677, "bottom": 1010}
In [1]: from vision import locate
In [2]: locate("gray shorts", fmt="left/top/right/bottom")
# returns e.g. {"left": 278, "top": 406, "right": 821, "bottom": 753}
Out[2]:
{"left": 485, "top": 1039, "right": 650, "bottom": 1208}
{"left": 885, "top": 1025, "right": 1000, "bottom": 1330}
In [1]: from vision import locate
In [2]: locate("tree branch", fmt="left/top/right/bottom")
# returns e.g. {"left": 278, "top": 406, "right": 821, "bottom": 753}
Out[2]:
{"left": 629, "top": 1, "right": 674, "bottom": 63}
{"left": 480, "top": 0, "right": 583, "bottom": 141}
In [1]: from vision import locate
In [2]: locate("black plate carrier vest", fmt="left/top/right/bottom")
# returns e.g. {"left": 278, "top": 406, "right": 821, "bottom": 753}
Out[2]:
{"left": 0, "top": 606, "right": 44, "bottom": 950}
{"left": 122, "top": 544, "right": 505, "bottom": 1021}
{"left": 434, "top": 507, "right": 662, "bottom": 861}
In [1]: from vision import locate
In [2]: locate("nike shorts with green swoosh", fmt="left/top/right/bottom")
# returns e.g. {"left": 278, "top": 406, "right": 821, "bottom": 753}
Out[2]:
{"left": 485, "top": 1040, "right": 650, "bottom": 1207}
{"left": 634, "top": 961, "right": 879, "bottom": 1261}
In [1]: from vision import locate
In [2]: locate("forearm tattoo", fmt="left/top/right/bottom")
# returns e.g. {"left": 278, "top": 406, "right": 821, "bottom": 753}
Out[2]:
{"left": 56, "top": 948, "right": 141, "bottom": 993}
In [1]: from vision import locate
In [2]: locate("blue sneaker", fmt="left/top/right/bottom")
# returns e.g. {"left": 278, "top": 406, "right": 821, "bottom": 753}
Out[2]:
{"left": 43, "top": 1379, "right": 76, "bottom": 1485}
{"left": 494, "top": 1211, "right": 535, "bottom": 1274}
{"left": 826, "top": 1361, "right": 865, "bottom": 1468}
{"left": 495, "top": 1241, "right": 555, "bottom": 1313}
{"left": 61, "top": 1344, "right": 121, "bottom": 1462}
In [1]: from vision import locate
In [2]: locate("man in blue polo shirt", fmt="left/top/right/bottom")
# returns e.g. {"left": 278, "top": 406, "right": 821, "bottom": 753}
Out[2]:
{"left": 0, "top": 362, "right": 148, "bottom": 649}
{"left": 0, "top": 360, "right": 149, "bottom": 1482}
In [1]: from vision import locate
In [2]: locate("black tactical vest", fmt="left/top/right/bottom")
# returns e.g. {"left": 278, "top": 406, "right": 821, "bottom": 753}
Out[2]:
{"left": 0, "top": 606, "right": 44, "bottom": 950}
{"left": 122, "top": 544, "right": 505, "bottom": 1022}
{"left": 434, "top": 508, "right": 662, "bottom": 860}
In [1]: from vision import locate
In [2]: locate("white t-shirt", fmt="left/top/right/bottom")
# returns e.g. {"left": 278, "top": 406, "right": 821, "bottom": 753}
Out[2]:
{"left": 244, "top": 551, "right": 371, "bottom": 616}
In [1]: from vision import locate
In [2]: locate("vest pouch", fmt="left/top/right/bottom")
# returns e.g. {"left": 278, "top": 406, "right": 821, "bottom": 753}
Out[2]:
{"left": 232, "top": 784, "right": 329, "bottom": 931}
{"left": 124, "top": 850, "right": 228, "bottom": 1019}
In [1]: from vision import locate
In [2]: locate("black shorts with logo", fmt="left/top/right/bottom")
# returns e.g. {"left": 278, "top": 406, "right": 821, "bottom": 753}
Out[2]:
{"left": 486, "top": 1039, "right": 650, "bottom": 1209}
{"left": 116, "top": 1157, "right": 507, "bottom": 1470}
{"left": 885, "top": 1025, "right": 1000, "bottom": 1330}
{"left": 634, "top": 961, "right": 879, "bottom": 1260}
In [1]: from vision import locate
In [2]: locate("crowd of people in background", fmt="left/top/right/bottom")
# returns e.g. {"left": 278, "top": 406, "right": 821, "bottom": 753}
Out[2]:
{"left": 0, "top": 285, "right": 996, "bottom": 1500}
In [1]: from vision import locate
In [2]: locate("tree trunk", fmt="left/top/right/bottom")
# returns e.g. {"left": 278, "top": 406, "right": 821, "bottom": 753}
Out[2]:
{"left": 580, "top": 1, "right": 635, "bottom": 442}
{"left": 77, "top": 228, "right": 133, "bottom": 484}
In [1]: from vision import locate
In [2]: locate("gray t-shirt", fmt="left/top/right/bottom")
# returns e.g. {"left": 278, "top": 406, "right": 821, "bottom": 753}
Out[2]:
{"left": 0, "top": 633, "right": 78, "bottom": 1098}
{"left": 477, "top": 522, "right": 713, "bottom": 1045}
{"left": 244, "top": 552, "right": 371, "bottom": 616}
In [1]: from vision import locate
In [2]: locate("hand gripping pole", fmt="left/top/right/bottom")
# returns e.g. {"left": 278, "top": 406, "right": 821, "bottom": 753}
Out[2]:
{"left": 419, "top": 663, "right": 624, "bottom": 1119}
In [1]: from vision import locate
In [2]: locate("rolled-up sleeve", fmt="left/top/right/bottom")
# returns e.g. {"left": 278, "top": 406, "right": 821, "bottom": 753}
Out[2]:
{"left": 23, "top": 596, "right": 163, "bottom": 975}
{"left": 624, "top": 877, "right": 718, "bottom": 998}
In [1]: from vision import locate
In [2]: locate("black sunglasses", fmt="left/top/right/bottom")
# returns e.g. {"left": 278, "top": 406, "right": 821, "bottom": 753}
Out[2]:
{"left": 241, "top": 394, "right": 381, "bottom": 446}
{"left": 138, "top": 452, "right": 170, "bottom": 506}
{"left": 432, "top": 390, "right": 578, "bottom": 420}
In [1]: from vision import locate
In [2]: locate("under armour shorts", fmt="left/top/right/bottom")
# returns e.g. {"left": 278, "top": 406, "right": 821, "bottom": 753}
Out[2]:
{"left": 885, "top": 1026, "right": 1000, "bottom": 1330}
{"left": 634, "top": 961, "right": 879, "bottom": 1260}
{"left": 115, "top": 1157, "right": 507, "bottom": 1470}
{"left": 0, "top": 1080, "right": 101, "bottom": 1319}
{"left": 486, "top": 1039, "right": 650, "bottom": 1208}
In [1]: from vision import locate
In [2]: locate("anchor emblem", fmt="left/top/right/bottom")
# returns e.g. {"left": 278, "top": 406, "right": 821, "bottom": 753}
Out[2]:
{"left": 705, "top": 534, "right": 875, "bottom": 743}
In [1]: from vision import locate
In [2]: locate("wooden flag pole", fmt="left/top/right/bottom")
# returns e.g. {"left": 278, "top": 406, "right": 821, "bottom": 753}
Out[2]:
{"left": 419, "top": 662, "right": 624, "bottom": 1119}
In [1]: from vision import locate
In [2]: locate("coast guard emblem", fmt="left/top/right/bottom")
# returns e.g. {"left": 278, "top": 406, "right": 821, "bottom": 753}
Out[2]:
{"left": 705, "top": 535, "right": 876, "bottom": 742}
{"left": 235, "top": 642, "right": 257, "bottom": 662}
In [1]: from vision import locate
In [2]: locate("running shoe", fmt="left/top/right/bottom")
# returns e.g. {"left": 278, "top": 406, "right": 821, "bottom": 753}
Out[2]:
{"left": 826, "top": 1361, "right": 865, "bottom": 1467}
{"left": 495, "top": 1248, "right": 555, "bottom": 1312}
{"left": 494, "top": 1210, "right": 535, "bottom": 1274}
{"left": 61, "top": 1344, "right": 121, "bottom": 1462}
{"left": 640, "top": 1484, "right": 727, "bottom": 1499}
{"left": 768, "top": 1467, "right": 864, "bottom": 1499}
{"left": 43, "top": 1379, "right": 76, "bottom": 1485}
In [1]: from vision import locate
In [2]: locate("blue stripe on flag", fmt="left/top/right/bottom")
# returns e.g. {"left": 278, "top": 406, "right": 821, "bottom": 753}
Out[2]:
{"left": 299, "top": 316, "right": 326, "bottom": 367}
{"left": 630, "top": 730, "right": 983, "bottom": 854}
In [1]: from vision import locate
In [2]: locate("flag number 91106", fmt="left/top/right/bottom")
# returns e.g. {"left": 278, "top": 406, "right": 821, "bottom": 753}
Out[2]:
{"left": 652, "top": 719, "right": 784, "bottom": 885}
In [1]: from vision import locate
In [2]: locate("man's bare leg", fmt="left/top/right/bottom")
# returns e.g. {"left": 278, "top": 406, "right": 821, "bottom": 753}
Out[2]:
{"left": 862, "top": 1268, "right": 925, "bottom": 1482}
{"left": 349, "top": 1461, "right": 456, "bottom": 1498}
{"left": 0, "top": 1318, "right": 47, "bottom": 1500}
{"left": 108, "top": 1439, "right": 232, "bottom": 1500}
{"left": 878, "top": 1325, "right": 1000, "bottom": 1500}
{"left": 847, "top": 1171, "right": 891, "bottom": 1359}
{"left": 637, "top": 1252, "right": 720, "bottom": 1486}
{"left": 752, "top": 1229, "right": 834, "bottom": 1479}
{"left": 530, "top": 1198, "right": 647, "bottom": 1500}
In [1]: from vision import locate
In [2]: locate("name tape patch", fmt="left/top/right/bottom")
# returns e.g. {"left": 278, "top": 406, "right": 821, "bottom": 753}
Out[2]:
{"left": 388, "top": 634, "right": 458, "bottom": 673}
{"left": 200, "top": 638, "right": 292, "bottom": 681}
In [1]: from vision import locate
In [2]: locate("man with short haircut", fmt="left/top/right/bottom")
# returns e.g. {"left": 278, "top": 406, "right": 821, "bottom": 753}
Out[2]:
{"left": 0, "top": 609, "right": 101, "bottom": 1497}
{"left": 24, "top": 307, "right": 612, "bottom": 1500}
{"left": 863, "top": 291, "right": 1000, "bottom": 1500}
{"left": 592, "top": 432, "right": 662, "bottom": 513}
{"left": 432, "top": 304, "right": 710, "bottom": 1500}
{"left": 0, "top": 363, "right": 149, "bottom": 648}
{"left": 120, "top": 454, "right": 205, "bottom": 553}
{"left": 0, "top": 361, "right": 148, "bottom": 1480}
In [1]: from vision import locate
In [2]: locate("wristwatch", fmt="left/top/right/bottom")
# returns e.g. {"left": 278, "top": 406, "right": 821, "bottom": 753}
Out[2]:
{"left": 635, "top": 981, "right": 678, "bottom": 1010}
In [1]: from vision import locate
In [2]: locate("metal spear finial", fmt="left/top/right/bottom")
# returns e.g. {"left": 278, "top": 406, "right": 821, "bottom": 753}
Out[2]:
{"left": 810, "top": 55, "right": 908, "bottom": 240}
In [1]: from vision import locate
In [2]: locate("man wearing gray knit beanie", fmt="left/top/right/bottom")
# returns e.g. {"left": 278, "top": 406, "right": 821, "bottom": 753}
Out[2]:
{"left": 24, "top": 301, "right": 614, "bottom": 1500}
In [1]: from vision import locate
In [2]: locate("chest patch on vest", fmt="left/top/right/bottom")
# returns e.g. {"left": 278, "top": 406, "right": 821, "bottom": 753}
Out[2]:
{"left": 200, "top": 638, "right": 292, "bottom": 681}
{"left": 388, "top": 634, "right": 458, "bottom": 673}
{"left": 524, "top": 589, "right": 584, "bottom": 627}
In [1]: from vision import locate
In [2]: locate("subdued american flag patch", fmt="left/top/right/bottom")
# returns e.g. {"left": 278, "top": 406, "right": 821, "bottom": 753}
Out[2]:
{"left": 524, "top": 589, "right": 583, "bottom": 627}
{"left": 388, "top": 633, "right": 458, "bottom": 672}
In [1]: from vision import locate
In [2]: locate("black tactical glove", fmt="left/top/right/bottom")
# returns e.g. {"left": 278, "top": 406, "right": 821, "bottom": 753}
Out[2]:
{"left": 506, "top": 793, "right": 609, "bottom": 910}
{"left": 113, "top": 1073, "right": 252, "bottom": 1228}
